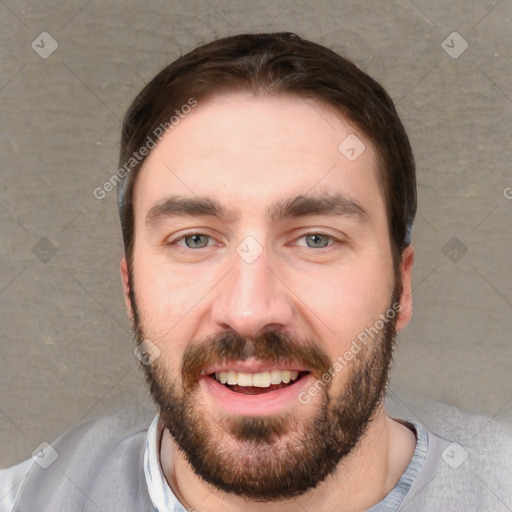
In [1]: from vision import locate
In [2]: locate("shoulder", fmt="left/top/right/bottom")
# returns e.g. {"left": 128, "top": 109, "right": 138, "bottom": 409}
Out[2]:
{"left": 53, "top": 403, "right": 157, "bottom": 448}
{"left": 387, "top": 389, "right": 512, "bottom": 450}
{"left": 9, "top": 405, "right": 157, "bottom": 512}
{"left": 0, "top": 459, "right": 34, "bottom": 512}
{"left": 387, "top": 391, "right": 512, "bottom": 511}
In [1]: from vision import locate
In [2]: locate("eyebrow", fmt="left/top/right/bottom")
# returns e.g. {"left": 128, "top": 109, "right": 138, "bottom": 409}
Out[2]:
{"left": 267, "top": 194, "right": 369, "bottom": 224}
{"left": 145, "top": 193, "right": 369, "bottom": 228}
{"left": 145, "top": 196, "right": 232, "bottom": 227}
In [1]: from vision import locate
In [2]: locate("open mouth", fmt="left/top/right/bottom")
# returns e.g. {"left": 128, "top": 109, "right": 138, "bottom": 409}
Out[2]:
{"left": 206, "top": 370, "right": 310, "bottom": 395}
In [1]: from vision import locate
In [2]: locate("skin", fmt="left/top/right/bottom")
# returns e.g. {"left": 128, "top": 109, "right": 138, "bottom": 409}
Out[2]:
{"left": 120, "top": 93, "right": 416, "bottom": 511}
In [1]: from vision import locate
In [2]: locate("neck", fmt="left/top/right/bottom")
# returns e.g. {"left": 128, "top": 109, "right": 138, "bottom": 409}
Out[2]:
{"left": 160, "top": 406, "right": 416, "bottom": 512}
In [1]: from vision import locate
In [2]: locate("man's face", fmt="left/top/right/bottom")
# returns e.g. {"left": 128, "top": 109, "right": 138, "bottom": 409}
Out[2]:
{"left": 123, "top": 93, "right": 411, "bottom": 499}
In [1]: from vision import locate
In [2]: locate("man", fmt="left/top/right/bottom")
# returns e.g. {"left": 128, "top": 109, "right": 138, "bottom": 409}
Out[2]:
{"left": 2, "top": 32, "right": 511, "bottom": 511}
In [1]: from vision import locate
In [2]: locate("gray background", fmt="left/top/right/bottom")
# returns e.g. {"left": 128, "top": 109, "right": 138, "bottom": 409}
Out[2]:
{"left": 1, "top": 0, "right": 511, "bottom": 468}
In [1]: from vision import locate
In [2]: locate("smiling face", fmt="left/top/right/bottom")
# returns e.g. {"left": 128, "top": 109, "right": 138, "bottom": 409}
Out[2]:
{"left": 121, "top": 92, "right": 413, "bottom": 499}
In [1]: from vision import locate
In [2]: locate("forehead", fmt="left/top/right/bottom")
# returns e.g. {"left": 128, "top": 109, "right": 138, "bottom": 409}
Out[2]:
{"left": 133, "top": 93, "right": 384, "bottom": 221}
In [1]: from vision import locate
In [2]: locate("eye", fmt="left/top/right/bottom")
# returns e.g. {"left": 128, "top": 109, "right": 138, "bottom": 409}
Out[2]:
{"left": 176, "top": 234, "right": 214, "bottom": 249}
{"left": 296, "top": 233, "right": 335, "bottom": 249}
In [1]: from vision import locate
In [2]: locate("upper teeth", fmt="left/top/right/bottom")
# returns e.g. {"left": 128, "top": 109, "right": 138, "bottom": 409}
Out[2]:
{"left": 214, "top": 370, "right": 300, "bottom": 388}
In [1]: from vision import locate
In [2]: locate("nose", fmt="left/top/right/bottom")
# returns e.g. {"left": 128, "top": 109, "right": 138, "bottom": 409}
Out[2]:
{"left": 211, "top": 246, "right": 294, "bottom": 337}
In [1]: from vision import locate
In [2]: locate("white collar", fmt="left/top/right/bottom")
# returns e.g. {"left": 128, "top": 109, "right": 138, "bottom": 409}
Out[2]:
{"left": 144, "top": 415, "right": 184, "bottom": 512}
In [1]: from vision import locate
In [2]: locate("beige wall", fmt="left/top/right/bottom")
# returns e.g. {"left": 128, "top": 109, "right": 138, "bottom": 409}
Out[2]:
{"left": 1, "top": 0, "right": 511, "bottom": 466}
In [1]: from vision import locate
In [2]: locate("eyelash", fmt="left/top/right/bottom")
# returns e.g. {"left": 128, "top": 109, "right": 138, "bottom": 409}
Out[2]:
{"left": 293, "top": 232, "right": 338, "bottom": 248}
{"left": 173, "top": 233, "right": 217, "bottom": 249}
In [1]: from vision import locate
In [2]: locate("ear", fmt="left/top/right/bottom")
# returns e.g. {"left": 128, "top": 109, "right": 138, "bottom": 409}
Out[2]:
{"left": 395, "top": 245, "right": 414, "bottom": 332}
{"left": 120, "top": 255, "right": 134, "bottom": 322}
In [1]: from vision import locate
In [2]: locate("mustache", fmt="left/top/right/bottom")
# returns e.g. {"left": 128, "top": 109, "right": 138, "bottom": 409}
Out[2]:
{"left": 180, "top": 330, "right": 333, "bottom": 390}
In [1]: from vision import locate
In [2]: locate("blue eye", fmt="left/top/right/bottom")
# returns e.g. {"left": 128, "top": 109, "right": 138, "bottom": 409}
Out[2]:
{"left": 306, "top": 234, "right": 331, "bottom": 248}
{"left": 297, "top": 234, "right": 334, "bottom": 248}
{"left": 178, "top": 234, "right": 212, "bottom": 248}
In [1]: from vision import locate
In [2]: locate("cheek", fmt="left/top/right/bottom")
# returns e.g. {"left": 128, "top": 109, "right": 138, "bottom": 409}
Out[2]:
{"left": 132, "top": 251, "right": 202, "bottom": 324}
{"left": 132, "top": 256, "right": 220, "bottom": 372}
{"left": 285, "top": 259, "right": 393, "bottom": 345}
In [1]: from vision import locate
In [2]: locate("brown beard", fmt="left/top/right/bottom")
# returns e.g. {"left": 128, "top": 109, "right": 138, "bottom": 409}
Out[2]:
{"left": 131, "top": 282, "right": 400, "bottom": 501}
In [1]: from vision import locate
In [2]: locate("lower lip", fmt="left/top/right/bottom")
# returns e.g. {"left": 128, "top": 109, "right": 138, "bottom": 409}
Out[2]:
{"left": 200, "top": 373, "right": 316, "bottom": 416}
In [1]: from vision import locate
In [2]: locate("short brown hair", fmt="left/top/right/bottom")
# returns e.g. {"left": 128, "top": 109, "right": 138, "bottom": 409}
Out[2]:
{"left": 117, "top": 32, "right": 416, "bottom": 269}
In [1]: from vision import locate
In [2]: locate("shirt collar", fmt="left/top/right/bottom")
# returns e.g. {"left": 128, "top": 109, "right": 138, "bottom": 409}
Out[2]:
{"left": 367, "top": 420, "right": 429, "bottom": 511}
{"left": 144, "top": 415, "right": 185, "bottom": 512}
